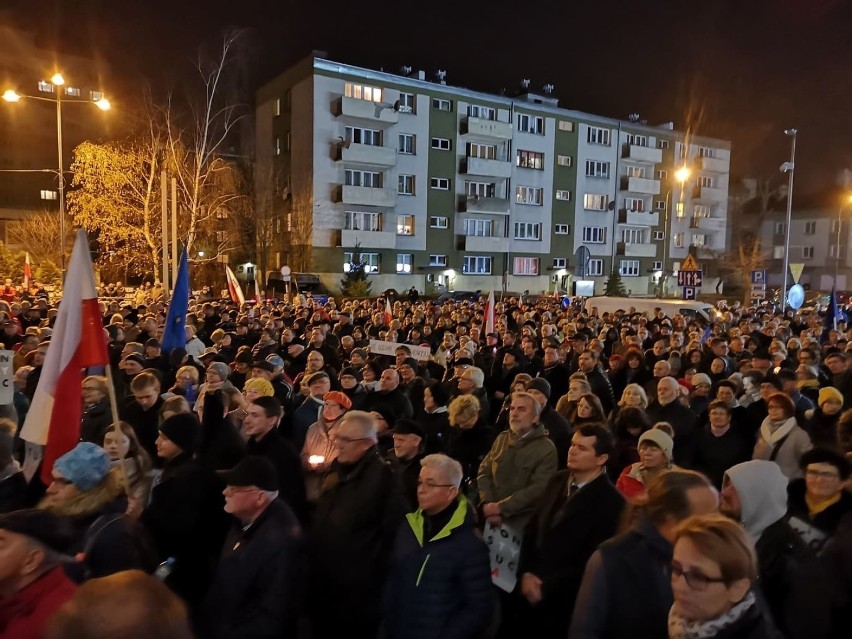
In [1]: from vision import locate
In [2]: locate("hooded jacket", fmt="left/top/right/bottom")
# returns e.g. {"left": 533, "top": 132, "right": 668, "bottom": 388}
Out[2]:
{"left": 384, "top": 497, "right": 493, "bottom": 639}
{"left": 725, "top": 461, "right": 831, "bottom": 639}
{"left": 477, "top": 424, "right": 557, "bottom": 530}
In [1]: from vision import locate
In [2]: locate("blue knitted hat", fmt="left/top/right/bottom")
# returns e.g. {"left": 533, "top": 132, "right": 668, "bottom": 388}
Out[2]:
{"left": 54, "top": 442, "right": 111, "bottom": 491}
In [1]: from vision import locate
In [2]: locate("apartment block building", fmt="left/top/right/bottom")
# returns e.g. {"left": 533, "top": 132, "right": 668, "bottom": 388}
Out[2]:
{"left": 256, "top": 55, "right": 731, "bottom": 295}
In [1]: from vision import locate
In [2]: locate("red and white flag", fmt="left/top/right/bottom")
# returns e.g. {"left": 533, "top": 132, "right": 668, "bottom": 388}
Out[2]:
{"left": 21, "top": 230, "right": 108, "bottom": 485}
{"left": 383, "top": 297, "right": 393, "bottom": 326}
{"left": 225, "top": 265, "right": 245, "bottom": 306}
{"left": 485, "top": 290, "right": 496, "bottom": 335}
{"left": 23, "top": 252, "right": 32, "bottom": 290}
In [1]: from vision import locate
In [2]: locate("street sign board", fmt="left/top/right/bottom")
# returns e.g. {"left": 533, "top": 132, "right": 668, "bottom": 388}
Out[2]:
{"left": 682, "top": 287, "right": 696, "bottom": 300}
{"left": 680, "top": 254, "right": 700, "bottom": 272}
{"left": 751, "top": 270, "right": 766, "bottom": 284}
{"left": 677, "top": 270, "right": 704, "bottom": 287}
{"left": 790, "top": 263, "right": 805, "bottom": 284}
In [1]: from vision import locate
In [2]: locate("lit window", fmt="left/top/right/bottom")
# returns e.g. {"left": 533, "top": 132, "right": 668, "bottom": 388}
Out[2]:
{"left": 40, "top": 190, "right": 57, "bottom": 200}
{"left": 345, "top": 82, "right": 383, "bottom": 103}
{"left": 513, "top": 257, "right": 539, "bottom": 275}
{"left": 397, "top": 215, "right": 415, "bottom": 236}
{"left": 396, "top": 254, "right": 413, "bottom": 273}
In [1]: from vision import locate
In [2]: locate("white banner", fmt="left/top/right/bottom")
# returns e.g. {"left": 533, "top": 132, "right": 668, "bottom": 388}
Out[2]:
{"left": 484, "top": 522, "right": 523, "bottom": 593}
{"left": 368, "top": 340, "right": 431, "bottom": 361}
{"left": 0, "top": 350, "right": 13, "bottom": 405}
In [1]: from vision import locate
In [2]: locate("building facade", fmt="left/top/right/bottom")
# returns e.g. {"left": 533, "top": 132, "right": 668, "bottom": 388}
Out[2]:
{"left": 256, "top": 56, "right": 731, "bottom": 295}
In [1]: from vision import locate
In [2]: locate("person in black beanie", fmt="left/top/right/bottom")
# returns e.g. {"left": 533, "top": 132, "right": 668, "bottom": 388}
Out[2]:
{"left": 140, "top": 413, "right": 230, "bottom": 615}
{"left": 418, "top": 383, "right": 450, "bottom": 454}
{"left": 387, "top": 419, "right": 426, "bottom": 510}
{"left": 339, "top": 366, "right": 368, "bottom": 410}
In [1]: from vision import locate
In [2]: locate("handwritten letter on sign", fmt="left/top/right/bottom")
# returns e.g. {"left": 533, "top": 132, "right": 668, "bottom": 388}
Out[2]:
{"left": 484, "top": 522, "right": 522, "bottom": 592}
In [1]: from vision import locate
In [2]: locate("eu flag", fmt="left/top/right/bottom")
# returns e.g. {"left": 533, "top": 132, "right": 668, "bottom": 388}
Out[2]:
{"left": 161, "top": 248, "right": 190, "bottom": 353}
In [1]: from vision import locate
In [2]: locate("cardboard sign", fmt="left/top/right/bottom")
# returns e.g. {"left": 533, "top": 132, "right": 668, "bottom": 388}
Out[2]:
{"left": 0, "top": 351, "right": 13, "bottom": 405}
{"left": 484, "top": 522, "right": 523, "bottom": 592}
{"left": 368, "top": 340, "right": 431, "bottom": 361}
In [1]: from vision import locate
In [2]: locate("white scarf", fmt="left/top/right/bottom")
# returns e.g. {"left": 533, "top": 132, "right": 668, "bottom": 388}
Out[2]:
{"left": 759, "top": 415, "right": 796, "bottom": 446}
{"left": 668, "top": 591, "right": 756, "bottom": 639}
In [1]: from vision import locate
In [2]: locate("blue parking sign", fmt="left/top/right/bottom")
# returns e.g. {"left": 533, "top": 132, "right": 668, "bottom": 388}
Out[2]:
{"left": 751, "top": 270, "right": 766, "bottom": 285}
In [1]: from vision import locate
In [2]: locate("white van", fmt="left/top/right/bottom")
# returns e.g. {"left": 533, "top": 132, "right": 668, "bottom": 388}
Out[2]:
{"left": 584, "top": 297, "right": 717, "bottom": 323}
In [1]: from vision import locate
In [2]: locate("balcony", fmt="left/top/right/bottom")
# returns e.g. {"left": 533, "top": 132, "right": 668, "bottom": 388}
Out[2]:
{"left": 458, "top": 235, "right": 510, "bottom": 252}
{"left": 618, "top": 209, "right": 660, "bottom": 226}
{"left": 336, "top": 143, "right": 397, "bottom": 167}
{"left": 461, "top": 157, "right": 512, "bottom": 178}
{"left": 621, "top": 176, "right": 661, "bottom": 195}
{"left": 622, "top": 144, "right": 662, "bottom": 164}
{"left": 617, "top": 242, "right": 658, "bottom": 258}
{"left": 336, "top": 185, "right": 396, "bottom": 207}
{"left": 458, "top": 195, "right": 511, "bottom": 215}
{"left": 339, "top": 229, "right": 397, "bottom": 249}
{"left": 691, "top": 216, "right": 726, "bottom": 232}
{"left": 333, "top": 96, "right": 398, "bottom": 125}
{"left": 460, "top": 116, "right": 512, "bottom": 140}
{"left": 694, "top": 185, "right": 726, "bottom": 201}
{"left": 701, "top": 156, "right": 728, "bottom": 173}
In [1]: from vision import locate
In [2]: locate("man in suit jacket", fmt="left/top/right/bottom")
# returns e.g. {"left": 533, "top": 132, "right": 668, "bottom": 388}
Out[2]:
{"left": 513, "top": 424, "right": 626, "bottom": 638}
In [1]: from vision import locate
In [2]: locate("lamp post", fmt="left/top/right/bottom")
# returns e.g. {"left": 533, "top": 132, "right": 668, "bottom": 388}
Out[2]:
{"left": 659, "top": 166, "right": 691, "bottom": 297}
{"left": 3, "top": 75, "right": 111, "bottom": 275}
{"left": 834, "top": 194, "right": 852, "bottom": 289}
{"left": 780, "top": 129, "right": 797, "bottom": 309}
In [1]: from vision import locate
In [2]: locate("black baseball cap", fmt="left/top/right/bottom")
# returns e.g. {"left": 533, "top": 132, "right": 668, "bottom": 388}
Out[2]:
{"left": 217, "top": 456, "right": 278, "bottom": 492}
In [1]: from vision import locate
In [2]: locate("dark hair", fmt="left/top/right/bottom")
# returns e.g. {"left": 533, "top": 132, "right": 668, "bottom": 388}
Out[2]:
{"left": 613, "top": 407, "right": 651, "bottom": 439}
{"left": 716, "top": 380, "right": 738, "bottom": 393}
{"left": 708, "top": 400, "right": 731, "bottom": 415}
{"left": 799, "top": 447, "right": 851, "bottom": 480}
{"left": 250, "top": 396, "right": 282, "bottom": 419}
{"left": 760, "top": 375, "right": 783, "bottom": 391}
{"left": 577, "top": 393, "right": 606, "bottom": 422}
{"left": 576, "top": 423, "right": 615, "bottom": 457}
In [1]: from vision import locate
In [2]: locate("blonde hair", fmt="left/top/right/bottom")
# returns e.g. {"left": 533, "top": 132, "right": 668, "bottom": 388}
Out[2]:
{"left": 449, "top": 394, "right": 480, "bottom": 425}
{"left": 674, "top": 514, "right": 758, "bottom": 584}
{"left": 83, "top": 375, "right": 109, "bottom": 396}
{"left": 175, "top": 366, "right": 199, "bottom": 384}
{"left": 619, "top": 383, "right": 648, "bottom": 409}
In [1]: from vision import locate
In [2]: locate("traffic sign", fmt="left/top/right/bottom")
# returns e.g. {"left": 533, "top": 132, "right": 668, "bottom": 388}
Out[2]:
{"left": 790, "top": 263, "right": 804, "bottom": 284}
{"left": 751, "top": 270, "right": 766, "bottom": 285}
{"left": 682, "top": 287, "right": 696, "bottom": 300}
{"left": 677, "top": 270, "right": 704, "bottom": 287}
{"left": 680, "top": 254, "right": 700, "bottom": 271}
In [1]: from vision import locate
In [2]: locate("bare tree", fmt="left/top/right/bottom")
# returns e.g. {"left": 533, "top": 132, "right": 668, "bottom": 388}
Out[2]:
{"left": 165, "top": 31, "right": 248, "bottom": 256}
{"left": 285, "top": 163, "right": 313, "bottom": 273}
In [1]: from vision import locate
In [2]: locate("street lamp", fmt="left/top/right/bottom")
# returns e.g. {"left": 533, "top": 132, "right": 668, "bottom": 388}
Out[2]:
{"left": 780, "top": 129, "right": 797, "bottom": 309}
{"left": 834, "top": 193, "right": 852, "bottom": 289}
{"left": 3, "top": 75, "right": 111, "bottom": 275}
{"left": 659, "top": 166, "right": 691, "bottom": 297}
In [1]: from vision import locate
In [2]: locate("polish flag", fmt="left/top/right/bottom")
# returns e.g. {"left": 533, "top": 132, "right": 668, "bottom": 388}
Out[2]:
{"left": 383, "top": 297, "right": 393, "bottom": 326}
{"left": 23, "top": 252, "right": 32, "bottom": 290}
{"left": 225, "top": 265, "right": 245, "bottom": 306}
{"left": 21, "top": 230, "right": 109, "bottom": 485}
{"left": 485, "top": 290, "right": 496, "bottom": 336}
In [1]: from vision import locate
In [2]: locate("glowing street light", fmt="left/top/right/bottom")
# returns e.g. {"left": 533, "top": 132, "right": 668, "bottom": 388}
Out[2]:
{"left": 658, "top": 167, "right": 692, "bottom": 297}
{"left": 2, "top": 73, "right": 111, "bottom": 274}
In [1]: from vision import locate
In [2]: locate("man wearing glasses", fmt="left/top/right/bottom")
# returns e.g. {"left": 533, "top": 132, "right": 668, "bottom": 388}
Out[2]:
{"left": 384, "top": 454, "right": 493, "bottom": 639}
{"left": 204, "top": 456, "right": 302, "bottom": 638}
{"left": 307, "top": 411, "right": 405, "bottom": 639}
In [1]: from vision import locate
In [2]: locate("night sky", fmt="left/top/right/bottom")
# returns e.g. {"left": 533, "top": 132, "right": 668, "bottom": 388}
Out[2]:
{"left": 5, "top": 0, "right": 852, "bottom": 192}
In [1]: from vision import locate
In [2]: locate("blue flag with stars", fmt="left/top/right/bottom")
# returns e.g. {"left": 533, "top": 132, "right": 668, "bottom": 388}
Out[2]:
{"left": 161, "top": 247, "right": 189, "bottom": 353}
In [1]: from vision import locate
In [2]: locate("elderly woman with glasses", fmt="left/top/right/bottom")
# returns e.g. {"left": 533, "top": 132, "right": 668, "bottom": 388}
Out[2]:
{"left": 80, "top": 375, "right": 113, "bottom": 445}
{"left": 668, "top": 514, "right": 776, "bottom": 638}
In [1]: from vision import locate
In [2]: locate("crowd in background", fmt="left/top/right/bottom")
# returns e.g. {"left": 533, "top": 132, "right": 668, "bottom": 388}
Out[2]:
{"left": 0, "top": 287, "right": 850, "bottom": 638}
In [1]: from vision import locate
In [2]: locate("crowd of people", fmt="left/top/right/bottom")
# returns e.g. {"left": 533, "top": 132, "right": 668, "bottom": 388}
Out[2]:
{"left": 0, "top": 287, "right": 850, "bottom": 639}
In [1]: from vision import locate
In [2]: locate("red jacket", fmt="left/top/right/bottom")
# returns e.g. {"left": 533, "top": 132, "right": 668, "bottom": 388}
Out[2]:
{"left": 0, "top": 566, "right": 77, "bottom": 639}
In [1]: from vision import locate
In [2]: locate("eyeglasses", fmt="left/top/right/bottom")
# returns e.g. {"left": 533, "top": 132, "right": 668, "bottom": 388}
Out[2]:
{"left": 805, "top": 468, "right": 840, "bottom": 480}
{"left": 417, "top": 481, "right": 454, "bottom": 489}
{"left": 671, "top": 560, "right": 727, "bottom": 591}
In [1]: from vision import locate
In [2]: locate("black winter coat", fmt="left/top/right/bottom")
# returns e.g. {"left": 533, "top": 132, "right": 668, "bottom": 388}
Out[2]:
{"left": 246, "top": 428, "right": 308, "bottom": 526}
{"left": 517, "top": 471, "right": 625, "bottom": 636}
{"left": 646, "top": 399, "right": 698, "bottom": 467}
{"left": 384, "top": 498, "right": 493, "bottom": 639}
{"left": 141, "top": 454, "right": 229, "bottom": 609}
{"left": 361, "top": 387, "right": 415, "bottom": 420}
{"left": 79, "top": 398, "right": 112, "bottom": 445}
{"left": 569, "top": 519, "right": 673, "bottom": 639}
{"left": 203, "top": 499, "right": 303, "bottom": 639}
{"left": 756, "top": 518, "right": 833, "bottom": 639}
{"left": 307, "top": 449, "right": 405, "bottom": 631}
